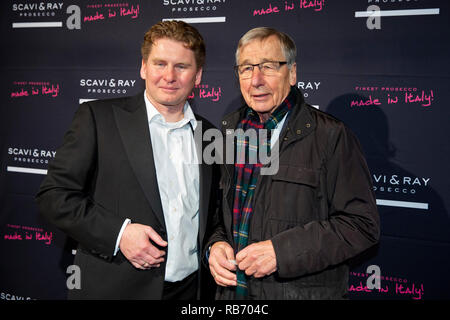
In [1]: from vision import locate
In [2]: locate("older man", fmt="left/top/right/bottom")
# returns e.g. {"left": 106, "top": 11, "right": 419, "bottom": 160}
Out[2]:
{"left": 206, "top": 27, "right": 380, "bottom": 299}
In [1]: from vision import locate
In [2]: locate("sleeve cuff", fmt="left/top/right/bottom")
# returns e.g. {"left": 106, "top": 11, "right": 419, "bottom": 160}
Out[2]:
{"left": 113, "top": 218, "right": 131, "bottom": 256}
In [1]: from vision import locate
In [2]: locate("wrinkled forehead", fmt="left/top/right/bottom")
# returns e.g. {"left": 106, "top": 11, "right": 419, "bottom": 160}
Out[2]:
{"left": 238, "top": 36, "right": 285, "bottom": 63}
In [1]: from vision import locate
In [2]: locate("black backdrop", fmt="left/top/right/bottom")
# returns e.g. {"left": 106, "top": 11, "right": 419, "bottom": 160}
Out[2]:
{"left": 1, "top": 0, "right": 449, "bottom": 300}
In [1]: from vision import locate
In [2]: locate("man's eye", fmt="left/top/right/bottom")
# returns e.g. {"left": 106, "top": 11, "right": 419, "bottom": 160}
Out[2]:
{"left": 263, "top": 63, "right": 277, "bottom": 70}
{"left": 241, "top": 66, "right": 253, "bottom": 73}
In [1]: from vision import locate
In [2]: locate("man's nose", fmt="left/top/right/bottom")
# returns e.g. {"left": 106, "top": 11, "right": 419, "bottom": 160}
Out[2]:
{"left": 251, "top": 66, "right": 265, "bottom": 87}
{"left": 163, "top": 66, "right": 176, "bottom": 82}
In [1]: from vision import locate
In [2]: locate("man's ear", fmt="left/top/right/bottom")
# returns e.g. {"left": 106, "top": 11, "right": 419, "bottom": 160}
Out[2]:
{"left": 140, "top": 59, "right": 147, "bottom": 80}
{"left": 289, "top": 62, "right": 297, "bottom": 86}
{"left": 195, "top": 67, "right": 203, "bottom": 86}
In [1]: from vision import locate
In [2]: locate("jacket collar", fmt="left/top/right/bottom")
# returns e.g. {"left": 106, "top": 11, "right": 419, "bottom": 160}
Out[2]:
{"left": 279, "top": 87, "right": 316, "bottom": 152}
{"left": 112, "top": 91, "right": 166, "bottom": 229}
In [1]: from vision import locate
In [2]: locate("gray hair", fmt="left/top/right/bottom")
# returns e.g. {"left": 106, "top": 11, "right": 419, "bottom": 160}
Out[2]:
{"left": 235, "top": 27, "right": 297, "bottom": 68}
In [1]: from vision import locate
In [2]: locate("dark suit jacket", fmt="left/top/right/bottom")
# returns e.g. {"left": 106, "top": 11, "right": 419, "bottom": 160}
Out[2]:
{"left": 36, "top": 92, "right": 219, "bottom": 299}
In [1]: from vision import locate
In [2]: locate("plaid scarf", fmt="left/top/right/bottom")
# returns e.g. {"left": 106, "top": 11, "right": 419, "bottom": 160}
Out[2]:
{"left": 232, "top": 87, "right": 295, "bottom": 298}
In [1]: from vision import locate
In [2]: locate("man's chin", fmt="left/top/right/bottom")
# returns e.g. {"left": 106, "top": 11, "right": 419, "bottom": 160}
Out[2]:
{"left": 249, "top": 103, "right": 276, "bottom": 114}
{"left": 159, "top": 100, "right": 186, "bottom": 109}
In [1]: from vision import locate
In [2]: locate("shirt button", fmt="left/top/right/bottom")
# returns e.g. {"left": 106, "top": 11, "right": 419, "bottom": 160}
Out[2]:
{"left": 222, "top": 120, "right": 227, "bottom": 125}
{"left": 306, "top": 123, "right": 311, "bottom": 128}
{"left": 296, "top": 129, "right": 302, "bottom": 135}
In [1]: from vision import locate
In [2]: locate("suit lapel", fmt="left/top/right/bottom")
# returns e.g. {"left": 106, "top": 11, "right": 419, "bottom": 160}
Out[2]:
{"left": 112, "top": 93, "right": 166, "bottom": 229}
{"left": 194, "top": 120, "right": 212, "bottom": 248}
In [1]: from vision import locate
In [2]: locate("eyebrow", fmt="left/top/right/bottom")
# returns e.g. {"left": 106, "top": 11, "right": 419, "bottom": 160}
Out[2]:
{"left": 151, "top": 58, "right": 192, "bottom": 67}
{"left": 239, "top": 58, "right": 275, "bottom": 65}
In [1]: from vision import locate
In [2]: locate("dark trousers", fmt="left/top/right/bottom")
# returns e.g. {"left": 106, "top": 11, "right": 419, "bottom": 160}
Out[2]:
{"left": 162, "top": 272, "right": 198, "bottom": 300}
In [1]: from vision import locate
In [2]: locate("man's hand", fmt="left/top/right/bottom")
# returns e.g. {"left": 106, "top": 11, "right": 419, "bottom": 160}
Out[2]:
{"left": 236, "top": 240, "right": 277, "bottom": 278}
{"left": 208, "top": 241, "right": 237, "bottom": 287}
{"left": 119, "top": 223, "right": 168, "bottom": 270}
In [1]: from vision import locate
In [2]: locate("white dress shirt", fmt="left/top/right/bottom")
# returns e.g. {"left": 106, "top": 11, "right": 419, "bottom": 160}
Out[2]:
{"left": 115, "top": 91, "right": 200, "bottom": 282}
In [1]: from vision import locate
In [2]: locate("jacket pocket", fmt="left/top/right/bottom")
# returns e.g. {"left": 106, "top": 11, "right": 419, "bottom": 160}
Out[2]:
{"left": 271, "top": 165, "right": 319, "bottom": 187}
{"left": 268, "top": 165, "right": 320, "bottom": 224}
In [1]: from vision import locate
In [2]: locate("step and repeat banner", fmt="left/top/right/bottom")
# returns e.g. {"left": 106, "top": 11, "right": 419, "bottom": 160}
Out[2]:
{"left": 1, "top": 0, "right": 449, "bottom": 300}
